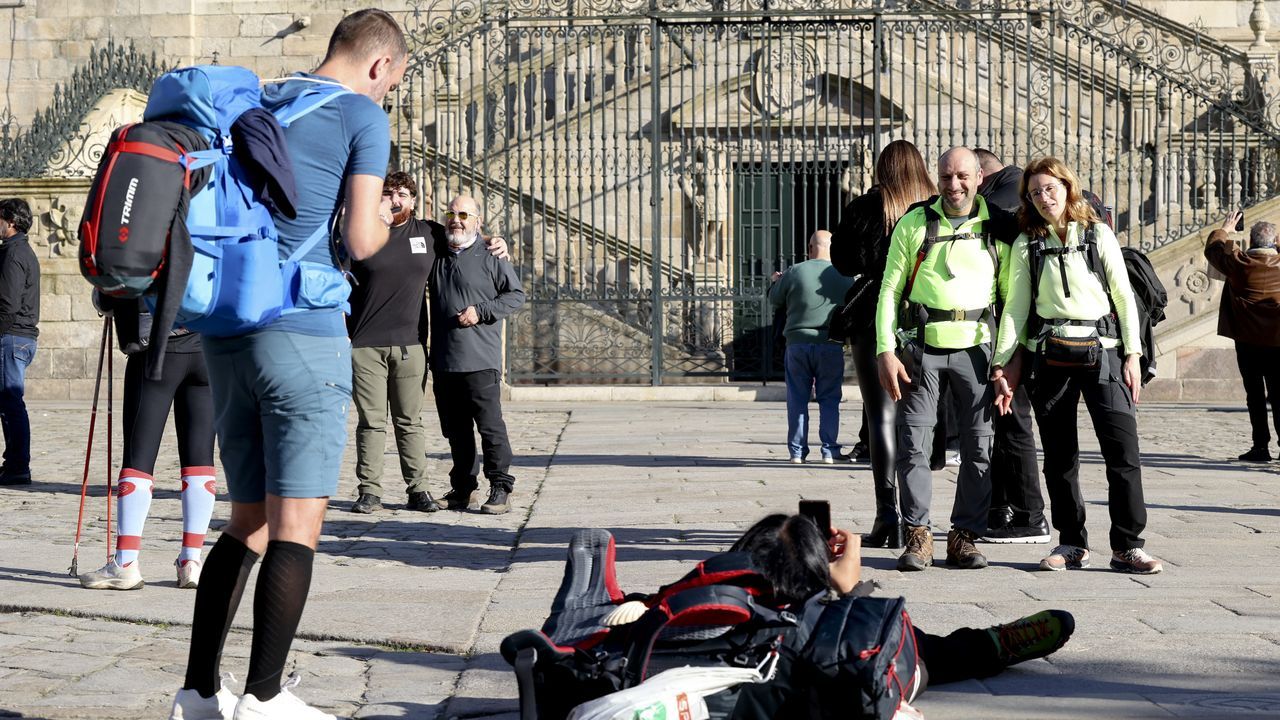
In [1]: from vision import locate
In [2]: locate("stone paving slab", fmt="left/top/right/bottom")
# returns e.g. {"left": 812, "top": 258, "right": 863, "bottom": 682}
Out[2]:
{"left": 2, "top": 400, "right": 1280, "bottom": 719}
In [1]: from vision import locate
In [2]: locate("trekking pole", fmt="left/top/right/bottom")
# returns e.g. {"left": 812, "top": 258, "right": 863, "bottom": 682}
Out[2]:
{"left": 104, "top": 318, "right": 115, "bottom": 564}
{"left": 69, "top": 315, "right": 111, "bottom": 577}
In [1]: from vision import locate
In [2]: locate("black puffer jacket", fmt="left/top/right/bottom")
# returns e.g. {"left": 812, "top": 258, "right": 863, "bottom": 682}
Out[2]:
{"left": 978, "top": 165, "right": 1023, "bottom": 213}
{"left": 831, "top": 187, "right": 890, "bottom": 279}
{"left": 830, "top": 189, "right": 893, "bottom": 335}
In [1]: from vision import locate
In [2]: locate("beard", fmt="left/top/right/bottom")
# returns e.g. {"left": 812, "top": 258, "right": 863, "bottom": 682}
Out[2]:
{"left": 447, "top": 228, "right": 478, "bottom": 249}
{"left": 391, "top": 205, "right": 414, "bottom": 226}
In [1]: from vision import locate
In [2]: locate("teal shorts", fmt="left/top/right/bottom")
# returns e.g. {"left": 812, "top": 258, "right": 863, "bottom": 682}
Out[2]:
{"left": 203, "top": 330, "right": 351, "bottom": 503}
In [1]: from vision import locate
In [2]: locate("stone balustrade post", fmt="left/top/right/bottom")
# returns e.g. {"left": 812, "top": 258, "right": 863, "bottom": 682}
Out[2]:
{"left": 434, "top": 47, "right": 466, "bottom": 162}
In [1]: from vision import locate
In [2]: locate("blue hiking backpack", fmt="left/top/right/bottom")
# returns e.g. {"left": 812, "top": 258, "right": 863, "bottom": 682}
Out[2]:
{"left": 136, "top": 65, "right": 353, "bottom": 337}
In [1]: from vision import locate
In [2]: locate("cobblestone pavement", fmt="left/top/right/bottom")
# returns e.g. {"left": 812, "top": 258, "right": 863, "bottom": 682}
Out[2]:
{"left": 2, "top": 399, "right": 1279, "bottom": 719}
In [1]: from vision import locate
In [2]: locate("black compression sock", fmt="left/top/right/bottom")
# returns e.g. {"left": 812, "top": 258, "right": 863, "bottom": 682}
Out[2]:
{"left": 243, "top": 540, "right": 316, "bottom": 702}
{"left": 183, "top": 533, "right": 260, "bottom": 697}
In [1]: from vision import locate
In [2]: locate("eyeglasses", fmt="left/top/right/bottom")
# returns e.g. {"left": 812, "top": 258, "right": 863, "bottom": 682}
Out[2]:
{"left": 1026, "top": 183, "right": 1063, "bottom": 201}
{"left": 443, "top": 211, "right": 474, "bottom": 221}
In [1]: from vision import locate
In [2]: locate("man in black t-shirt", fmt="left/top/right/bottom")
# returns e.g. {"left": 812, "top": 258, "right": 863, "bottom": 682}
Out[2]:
{"left": 348, "top": 172, "right": 505, "bottom": 513}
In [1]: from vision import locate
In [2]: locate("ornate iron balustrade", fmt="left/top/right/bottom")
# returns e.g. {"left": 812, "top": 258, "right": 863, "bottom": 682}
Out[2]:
{"left": 0, "top": 41, "right": 168, "bottom": 178}
{"left": 0, "top": 2, "right": 1270, "bottom": 384}
{"left": 390, "top": 0, "right": 1280, "bottom": 383}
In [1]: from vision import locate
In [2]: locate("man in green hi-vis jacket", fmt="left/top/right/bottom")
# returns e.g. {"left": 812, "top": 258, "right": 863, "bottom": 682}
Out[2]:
{"left": 874, "top": 146, "right": 1018, "bottom": 574}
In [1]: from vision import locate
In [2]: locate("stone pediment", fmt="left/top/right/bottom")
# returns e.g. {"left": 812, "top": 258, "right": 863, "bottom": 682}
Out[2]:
{"left": 670, "top": 37, "right": 908, "bottom": 133}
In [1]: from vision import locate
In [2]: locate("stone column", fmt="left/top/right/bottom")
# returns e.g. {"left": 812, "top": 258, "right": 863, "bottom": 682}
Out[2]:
{"left": 435, "top": 47, "right": 466, "bottom": 162}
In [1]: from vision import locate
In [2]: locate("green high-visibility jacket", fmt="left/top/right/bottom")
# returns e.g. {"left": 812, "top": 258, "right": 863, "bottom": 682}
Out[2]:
{"left": 992, "top": 221, "right": 1142, "bottom": 368}
{"left": 874, "top": 195, "right": 1012, "bottom": 355}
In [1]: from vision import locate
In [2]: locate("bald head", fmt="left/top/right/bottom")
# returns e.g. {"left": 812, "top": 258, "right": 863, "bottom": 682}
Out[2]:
{"left": 808, "top": 230, "right": 833, "bottom": 260}
{"left": 937, "top": 147, "right": 983, "bottom": 216}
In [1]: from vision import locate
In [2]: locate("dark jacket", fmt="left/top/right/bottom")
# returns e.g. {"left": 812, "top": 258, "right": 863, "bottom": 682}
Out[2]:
{"left": 0, "top": 233, "right": 39, "bottom": 338}
{"left": 977, "top": 165, "right": 1023, "bottom": 213}
{"left": 1204, "top": 228, "right": 1280, "bottom": 346}
{"left": 831, "top": 187, "right": 890, "bottom": 279}
{"left": 428, "top": 238, "right": 526, "bottom": 373}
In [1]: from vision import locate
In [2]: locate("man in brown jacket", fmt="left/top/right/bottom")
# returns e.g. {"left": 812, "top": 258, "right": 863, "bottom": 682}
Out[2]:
{"left": 1205, "top": 210, "right": 1280, "bottom": 462}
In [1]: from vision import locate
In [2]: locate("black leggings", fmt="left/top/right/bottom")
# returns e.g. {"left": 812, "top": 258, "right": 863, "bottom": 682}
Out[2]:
{"left": 851, "top": 328, "right": 898, "bottom": 521}
{"left": 122, "top": 349, "right": 215, "bottom": 473}
{"left": 914, "top": 625, "right": 1003, "bottom": 686}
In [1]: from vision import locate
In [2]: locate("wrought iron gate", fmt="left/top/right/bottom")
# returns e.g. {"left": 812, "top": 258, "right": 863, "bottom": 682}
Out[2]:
{"left": 391, "top": 0, "right": 1280, "bottom": 384}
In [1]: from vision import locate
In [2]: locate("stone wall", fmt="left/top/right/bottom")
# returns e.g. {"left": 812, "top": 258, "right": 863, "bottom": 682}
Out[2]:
{"left": 0, "top": 178, "right": 124, "bottom": 401}
{"left": 0, "top": 1, "right": 1269, "bottom": 127}
{"left": 0, "top": 0, "right": 419, "bottom": 127}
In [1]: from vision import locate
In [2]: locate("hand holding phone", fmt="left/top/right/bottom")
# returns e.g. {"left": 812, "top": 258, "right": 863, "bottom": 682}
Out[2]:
{"left": 1236, "top": 209, "right": 1245, "bottom": 233}
{"left": 799, "top": 499, "right": 832, "bottom": 535}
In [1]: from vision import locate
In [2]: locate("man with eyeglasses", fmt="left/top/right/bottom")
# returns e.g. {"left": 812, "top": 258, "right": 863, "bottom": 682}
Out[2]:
{"left": 874, "top": 146, "right": 1019, "bottom": 573}
{"left": 429, "top": 195, "right": 525, "bottom": 514}
{"left": 346, "top": 172, "right": 507, "bottom": 515}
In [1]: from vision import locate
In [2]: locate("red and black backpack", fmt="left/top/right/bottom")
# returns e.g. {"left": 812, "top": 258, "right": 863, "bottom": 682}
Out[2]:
{"left": 79, "top": 121, "right": 210, "bottom": 298}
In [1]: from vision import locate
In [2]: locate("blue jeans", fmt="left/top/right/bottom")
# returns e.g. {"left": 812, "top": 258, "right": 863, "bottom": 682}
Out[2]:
{"left": 784, "top": 342, "right": 845, "bottom": 459}
{"left": 203, "top": 330, "right": 352, "bottom": 503}
{"left": 0, "top": 334, "right": 36, "bottom": 472}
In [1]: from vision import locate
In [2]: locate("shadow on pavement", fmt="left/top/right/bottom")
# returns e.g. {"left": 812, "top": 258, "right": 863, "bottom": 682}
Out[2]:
{"left": 315, "top": 522, "right": 743, "bottom": 571}
{"left": 1145, "top": 503, "right": 1280, "bottom": 517}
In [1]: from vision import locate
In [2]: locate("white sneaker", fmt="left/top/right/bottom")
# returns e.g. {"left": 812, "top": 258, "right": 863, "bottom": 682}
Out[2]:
{"left": 170, "top": 686, "right": 238, "bottom": 720}
{"left": 177, "top": 558, "right": 202, "bottom": 589}
{"left": 79, "top": 560, "right": 144, "bottom": 590}
{"left": 233, "top": 675, "right": 336, "bottom": 720}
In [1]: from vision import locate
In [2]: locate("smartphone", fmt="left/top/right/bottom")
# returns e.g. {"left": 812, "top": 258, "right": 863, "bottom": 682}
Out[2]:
{"left": 798, "top": 500, "right": 832, "bottom": 534}
{"left": 1236, "top": 210, "right": 1245, "bottom": 232}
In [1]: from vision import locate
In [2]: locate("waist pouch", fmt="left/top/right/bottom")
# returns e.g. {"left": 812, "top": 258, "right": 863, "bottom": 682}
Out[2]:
{"left": 1042, "top": 334, "right": 1102, "bottom": 369}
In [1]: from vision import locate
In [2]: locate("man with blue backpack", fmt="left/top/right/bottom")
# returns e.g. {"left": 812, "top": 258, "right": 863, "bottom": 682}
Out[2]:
{"left": 167, "top": 10, "right": 408, "bottom": 720}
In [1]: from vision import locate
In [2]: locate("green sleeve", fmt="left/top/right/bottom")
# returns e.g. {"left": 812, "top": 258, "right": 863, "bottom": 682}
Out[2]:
{"left": 993, "top": 234, "right": 1032, "bottom": 367}
{"left": 874, "top": 216, "right": 918, "bottom": 355}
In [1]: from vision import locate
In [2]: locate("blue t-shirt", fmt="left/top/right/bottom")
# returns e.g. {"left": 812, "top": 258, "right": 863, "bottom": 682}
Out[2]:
{"left": 259, "top": 73, "right": 391, "bottom": 336}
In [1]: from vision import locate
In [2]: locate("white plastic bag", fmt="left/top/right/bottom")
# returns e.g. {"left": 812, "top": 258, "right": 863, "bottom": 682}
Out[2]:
{"left": 567, "top": 661, "right": 773, "bottom": 720}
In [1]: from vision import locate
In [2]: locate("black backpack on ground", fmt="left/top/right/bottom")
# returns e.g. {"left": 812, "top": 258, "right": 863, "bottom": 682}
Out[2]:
{"left": 501, "top": 529, "right": 921, "bottom": 720}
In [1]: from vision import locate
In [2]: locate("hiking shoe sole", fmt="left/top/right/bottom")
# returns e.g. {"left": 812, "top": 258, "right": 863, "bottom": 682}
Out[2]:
{"left": 1110, "top": 559, "right": 1163, "bottom": 575}
{"left": 80, "top": 576, "right": 145, "bottom": 591}
{"left": 946, "top": 555, "right": 989, "bottom": 569}
{"left": 897, "top": 556, "right": 931, "bottom": 571}
{"left": 980, "top": 531, "right": 1052, "bottom": 544}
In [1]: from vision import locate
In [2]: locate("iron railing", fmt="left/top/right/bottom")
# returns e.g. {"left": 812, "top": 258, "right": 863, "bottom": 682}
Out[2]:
{"left": 389, "top": 0, "right": 1280, "bottom": 383}
{"left": 2, "top": 1, "right": 1276, "bottom": 384}
{"left": 0, "top": 41, "right": 169, "bottom": 178}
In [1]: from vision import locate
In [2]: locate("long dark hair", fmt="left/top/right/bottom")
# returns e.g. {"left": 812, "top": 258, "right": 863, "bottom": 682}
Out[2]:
{"left": 732, "top": 514, "right": 831, "bottom": 606}
{"left": 876, "top": 140, "right": 937, "bottom": 230}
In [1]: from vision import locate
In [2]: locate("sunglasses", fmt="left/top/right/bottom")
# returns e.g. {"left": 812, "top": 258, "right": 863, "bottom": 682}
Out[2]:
{"left": 443, "top": 211, "right": 475, "bottom": 221}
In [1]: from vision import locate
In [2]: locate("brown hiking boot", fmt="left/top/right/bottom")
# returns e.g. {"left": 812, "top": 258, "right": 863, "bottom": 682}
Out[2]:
{"left": 946, "top": 529, "right": 989, "bottom": 569}
{"left": 897, "top": 525, "right": 933, "bottom": 571}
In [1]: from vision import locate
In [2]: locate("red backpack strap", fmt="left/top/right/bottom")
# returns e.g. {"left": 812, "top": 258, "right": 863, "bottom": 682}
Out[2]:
{"left": 653, "top": 551, "right": 769, "bottom": 600}
{"left": 623, "top": 585, "right": 757, "bottom": 687}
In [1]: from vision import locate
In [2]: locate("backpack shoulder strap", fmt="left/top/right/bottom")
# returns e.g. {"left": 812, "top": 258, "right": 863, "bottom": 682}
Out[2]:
{"left": 261, "top": 77, "right": 353, "bottom": 128}
{"left": 903, "top": 214, "right": 942, "bottom": 303}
